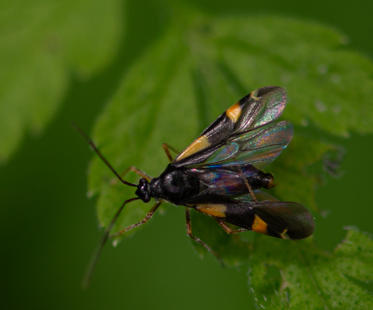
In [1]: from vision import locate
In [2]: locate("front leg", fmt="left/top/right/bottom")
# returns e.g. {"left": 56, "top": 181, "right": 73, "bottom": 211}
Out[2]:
{"left": 111, "top": 166, "right": 151, "bottom": 185}
{"left": 110, "top": 201, "right": 161, "bottom": 238}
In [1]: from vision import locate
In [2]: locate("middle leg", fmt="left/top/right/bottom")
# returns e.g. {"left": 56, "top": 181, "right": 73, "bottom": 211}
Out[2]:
{"left": 185, "top": 208, "right": 224, "bottom": 265}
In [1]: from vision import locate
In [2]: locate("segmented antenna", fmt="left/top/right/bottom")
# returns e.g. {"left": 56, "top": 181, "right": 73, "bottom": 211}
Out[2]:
{"left": 72, "top": 122, "right": 137, "bottom": 187}
{"left": 72, "top": 123, "right": 140, "bottom": 287}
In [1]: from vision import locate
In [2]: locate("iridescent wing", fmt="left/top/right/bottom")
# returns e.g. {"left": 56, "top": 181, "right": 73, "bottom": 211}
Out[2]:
{"left": 183, "top": 164, "right": 272, "bottom": 202}
{"left": 201, "top": 120, "right": 293, "bottom": 168}
{"left": 173, "top": 86, "right": 287, "bottom": 167}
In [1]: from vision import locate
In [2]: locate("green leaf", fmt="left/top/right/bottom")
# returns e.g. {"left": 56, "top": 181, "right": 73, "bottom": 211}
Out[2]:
{"left": 249, "top": 227, "right": 373, "bottom": 309}
{"left": 0, "top": 0, "right": 122, "bottom": 162}
{"left": 88, "top": 11, "right": 373, "bottom": 307}
{"left": 89, "top": 29, "right": 198, "bottom": 233}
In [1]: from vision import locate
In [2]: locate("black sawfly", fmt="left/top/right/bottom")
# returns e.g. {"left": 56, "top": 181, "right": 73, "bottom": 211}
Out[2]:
{"left": 76, "top": 86, "right": 314, "bottom": 287}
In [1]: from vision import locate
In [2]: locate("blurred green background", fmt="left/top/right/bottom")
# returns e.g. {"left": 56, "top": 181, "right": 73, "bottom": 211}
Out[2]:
{"left": 1, "top": 0, "right": 373, "bottom": 309}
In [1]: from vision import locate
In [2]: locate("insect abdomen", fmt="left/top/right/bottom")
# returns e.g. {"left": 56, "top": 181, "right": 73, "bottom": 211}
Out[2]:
{"left": 187, "top": 165, "right": 274, "bottom": 200}
{"left": 196, "top": 201, "right": 314, "bottom": 240}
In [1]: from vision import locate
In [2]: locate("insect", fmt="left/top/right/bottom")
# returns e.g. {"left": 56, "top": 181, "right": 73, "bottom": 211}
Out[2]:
{"left": 76, "top": 86, "right": 314, "bottom": 287}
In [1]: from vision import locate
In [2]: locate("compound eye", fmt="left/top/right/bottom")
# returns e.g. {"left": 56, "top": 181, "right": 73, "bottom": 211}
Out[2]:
{"left": 143, "top": 192, "right": 150, "bottom": 202}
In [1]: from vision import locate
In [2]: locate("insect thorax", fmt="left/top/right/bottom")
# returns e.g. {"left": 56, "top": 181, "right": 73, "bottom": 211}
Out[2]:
{"left": 149, "top": 166, "right": 200, "bottom": 204}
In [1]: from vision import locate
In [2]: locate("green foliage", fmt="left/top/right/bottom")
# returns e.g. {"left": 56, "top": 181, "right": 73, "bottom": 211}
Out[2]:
{"left": 4, "top": 0, "right": 373, "bottom": 306}
{"left": 0, "top": 0, "right": 121, "bottom": 162}
{"left": 87, "top": 11, "right": 373, "bottom": 308}
{"left": 249, "top": 227, "right": 373, "bottom": 309}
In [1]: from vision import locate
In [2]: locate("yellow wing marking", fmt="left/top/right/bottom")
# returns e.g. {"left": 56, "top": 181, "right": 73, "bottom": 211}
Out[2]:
{"left": 175, "top": 135, "right": 210, "bottom": 161}
{"left": 226, "top": 103, "right": 242, "bottom": 123}
{"left": 252, "top": 215, "right": 268, "bottom": 234}
{"left": 196, "top": 204, "right": 227, "bottom": 218}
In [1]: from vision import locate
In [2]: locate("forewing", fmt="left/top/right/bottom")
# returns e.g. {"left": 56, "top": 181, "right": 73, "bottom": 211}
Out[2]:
{"left": 203, "top": 120, "right": 293, "bottom": 168}
{"left": 252, "top": 201, "right": 314, "bottom": 240}
{"left": 195, "top": 198, "right": 314, "bottom": 240}
{"left": 173, "top": 86, "right": 287, "bottom": 167}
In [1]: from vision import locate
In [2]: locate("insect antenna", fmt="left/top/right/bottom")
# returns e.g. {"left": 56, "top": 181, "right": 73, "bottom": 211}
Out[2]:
{"left": 82, "top": 196, "right": 140, "bottom": 289}
{"left": 72, "top": 122, "right": 137, "bottom": 187}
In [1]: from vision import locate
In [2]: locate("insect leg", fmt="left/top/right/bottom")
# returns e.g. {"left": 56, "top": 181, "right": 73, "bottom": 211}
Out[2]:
{"left": 110, "top": 166, "right": 151, "bottom": 185}
{"left": 110, "top": 201, "right": 161, "bottom": 238}
{"left": 162, "top": 143, "right": 179, "bottom": 162}
{"left": 238, "top": 168, "right": 257, "bottom": 201}
{"left": 216, "top": 219, "right": 247, "bottom": 234}
{"left": 185, "top": 208, "right": 224, "bottom": 265}
{"left": 127, "top": 166, "right": 151, "bottom": 180}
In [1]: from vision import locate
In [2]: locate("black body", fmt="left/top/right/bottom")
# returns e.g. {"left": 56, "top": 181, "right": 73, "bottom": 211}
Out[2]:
{"left": 133, "top": 86, "right": 314, "bottom": 240}
{"left": 135, "top": 162, "right": 313, "bottom": 240}
{"left": 146, "top": 163, "right": 273, "bottom": 205}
